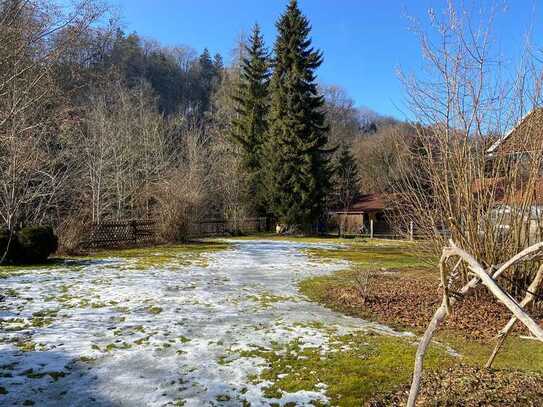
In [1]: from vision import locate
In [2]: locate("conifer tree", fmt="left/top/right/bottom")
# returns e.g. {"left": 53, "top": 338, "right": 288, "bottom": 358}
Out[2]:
{"left": 231, "top": 24, "right": 270, "bottom": 214}
{"left": 198, "top": 48, "right": 218, "bottom": 112}
{"left": 333, "top": 144, "right": 360, "bottom": 211}
{"left": 264, "top": 0, "right": 331, "bottom": 229}
{"left": 213, "top": 53, "right": 224, "bottom": 73}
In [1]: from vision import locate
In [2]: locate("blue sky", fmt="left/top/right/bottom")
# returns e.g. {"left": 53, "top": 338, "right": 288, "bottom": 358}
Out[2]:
{"left": 112, "top": 0, "right": 542, "bottom": 119}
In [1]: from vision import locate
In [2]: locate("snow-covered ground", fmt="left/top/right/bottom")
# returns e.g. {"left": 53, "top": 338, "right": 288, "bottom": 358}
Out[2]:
{"left": 0, "top": 240, "right": 405, "bottom": 406}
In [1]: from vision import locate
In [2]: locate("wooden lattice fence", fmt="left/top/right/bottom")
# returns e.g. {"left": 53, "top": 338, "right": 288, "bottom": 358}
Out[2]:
{"left": 188, "top": 217, "right": 269, "bottom": 237}
{"left": 79, "top": 217, "right": 270, "bottom": 250}
{"left": 80, "top": 219, "right": 157, "bottom": 250}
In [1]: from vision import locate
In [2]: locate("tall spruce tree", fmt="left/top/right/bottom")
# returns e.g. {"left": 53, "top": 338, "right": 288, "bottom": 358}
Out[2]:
{"left": 231, "top": 24, "right": 270, "bottom": 214}
{"left": 265, "top": 0, "right": 331, "bottom": 229}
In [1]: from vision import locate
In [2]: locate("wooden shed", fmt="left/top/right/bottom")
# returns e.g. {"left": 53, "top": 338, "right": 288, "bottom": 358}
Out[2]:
{"left": 329, "top": 193, "right": 392, "bottom": 237}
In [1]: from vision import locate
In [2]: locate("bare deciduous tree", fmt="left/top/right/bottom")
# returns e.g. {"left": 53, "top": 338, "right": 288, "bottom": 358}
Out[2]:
{"left": 394, "top": 1, "right": 543, "bottom": 293}
{"left": 0, "top": 0, "right": 106, "bottom": 259}
{"left": 154, "top": 122, "right": 213, "bottom": 241}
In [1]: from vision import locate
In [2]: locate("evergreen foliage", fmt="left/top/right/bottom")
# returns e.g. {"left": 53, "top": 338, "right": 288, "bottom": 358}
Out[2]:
{"left": 231, "top": 24, "right": 271, "bottom": 214}
{"left": 333, "top": 144, "right": 360, "bottom": 210}
{"left": 0, "top": 226, "right": 58, "bottom": 265}
{"left": 197, "top": 48, "right": 218, "bottom": 112}
{"left": 75, "top": 31, "right": 224, "bottom": 117}
{"left": 264, "top": 0, "right": 331, "bottom": 229}
{"left": 213, "top": 53, "right": 224, "bottom": 72}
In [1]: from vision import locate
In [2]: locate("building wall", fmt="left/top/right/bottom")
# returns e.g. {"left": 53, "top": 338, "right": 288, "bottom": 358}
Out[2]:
{"left": 329, "top": 211, "right": 394, "bottom": 236}
{"left": 330, "top": 213, "right": 364, "bottom": 235}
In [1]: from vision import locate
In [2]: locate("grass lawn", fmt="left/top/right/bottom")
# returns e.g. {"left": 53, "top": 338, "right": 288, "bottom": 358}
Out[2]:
{"left": 2, "top": 235, "right": 541, "bottom": 405}
{"left": 0, "top": 240, "right": 231, "bottom": 278}
{"left": 84, "top": 240, "right": 231, "bottom": 268}
{"left": 292, "top": 236, "right": 543, "bottom": 405}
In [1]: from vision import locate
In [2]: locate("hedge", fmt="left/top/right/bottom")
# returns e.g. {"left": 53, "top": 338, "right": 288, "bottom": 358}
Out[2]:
{"left": 0, "top": 226, "right": 58, "bottom": 265}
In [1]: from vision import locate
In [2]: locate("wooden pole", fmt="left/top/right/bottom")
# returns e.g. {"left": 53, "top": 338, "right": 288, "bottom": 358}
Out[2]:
{"left": 409, "top": 221, "right": 414, "bottom": 241}
{"left": 370, "top": 219, "right": 374, "bottom": 239}
{"left": 486, "top": 264, "right": 543, "bottom": 368}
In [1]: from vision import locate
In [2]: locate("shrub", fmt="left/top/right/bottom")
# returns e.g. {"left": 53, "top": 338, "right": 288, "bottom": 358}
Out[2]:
{"left": 56, "top": 217, "right": 89, "bottom": 255}
{"left": 0, "top": 228, "right": 19, "bottom": 263}
{"left": 0, "top": 226, "right": 58, "bottom": 265}
{"left": 15, "top": 226, "right": 58, "bottom": 264}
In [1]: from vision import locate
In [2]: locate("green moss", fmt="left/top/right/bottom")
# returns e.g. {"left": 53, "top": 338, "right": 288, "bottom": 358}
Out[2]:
{"left": 17, "top": 341, "right": 36, "bottom": 352}
{"left": 247, "top": 292, "right": 297, "bottom": 309}
{"left": 78, "top": 356, "right": 96, "bottom": 364}
{"left": 298, "top": 239, "right": 543, "bottom": 403}
{"left": 134, "top": 336, "right": 151, "bottom": 346}
{"left": 147, "top": 306, "right": 163, "bottom": 315}
{"left": 1, "top": 317, "right": 30, "bottom": 332}
{"left": 86, "top": 241, "right": 231, "bottom": 269}
{"left": 90, "top": 302, "right": 107, "bottom": 309}
{"left": 241, "top": 332, "right": 449, "bottom": 406}
{"left": 438, "top": 334, "right": 543, "bottom": 371}
{"left": 105, "top": 342, "right": 131, "bottom": 352}
{"left": 32, "top": 308, "right": 59, "bottom": 318}
{"left": 78, "top": 298, "right": 91, "bottom": 308}
{"left": 48, "top": 371, "right": 66, "bottom": 381}
{"left": 304, "top": 240, "right": 430, "bottom": 271}
{"left": 217, "top": 355, "right": 232, "bottom": 365}
{"left": 31, "top": 317, "right": 53, "bottom": 328}
{"left": 0, "top": 240, "right": 230, "bottom": 277}
{"left": 23, "top": 368, "right": 45, "bottom": 379}
{"left": 0, "top": 258, "right": 89, "bottom": 277}
{"left": 4, "top": 288, "right": 18, "bottom": 297}
{"left": 228, "top": 233, "right": 355, "bottom": 244}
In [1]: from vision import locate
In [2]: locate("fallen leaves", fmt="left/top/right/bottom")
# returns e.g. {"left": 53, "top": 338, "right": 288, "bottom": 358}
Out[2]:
{"left": 323, "top": 270, "right": 543, "bottom": 341}
{"left": 368, "top": 365, "right": 543, "bottom": 406}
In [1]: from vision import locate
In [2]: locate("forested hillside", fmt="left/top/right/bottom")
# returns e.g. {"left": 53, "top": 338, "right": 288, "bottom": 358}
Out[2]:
{"left": 1, "top": 0, "right": 399, "bottom": 252}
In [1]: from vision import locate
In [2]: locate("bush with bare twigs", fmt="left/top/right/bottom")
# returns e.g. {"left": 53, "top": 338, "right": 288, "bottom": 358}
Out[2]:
{"left": 392, "top": 1, "right": 543, "bottom": 295}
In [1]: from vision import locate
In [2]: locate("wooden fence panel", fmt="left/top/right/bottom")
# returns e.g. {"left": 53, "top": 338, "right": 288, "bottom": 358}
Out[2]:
{"left": 188, "top": 217, "right": 269, "bottom": 238}
{"left": 80, "top": 217, "right": 270, "bottom": 250}
{"left": 80, "top": 219, "right": 157, "bottom": 250}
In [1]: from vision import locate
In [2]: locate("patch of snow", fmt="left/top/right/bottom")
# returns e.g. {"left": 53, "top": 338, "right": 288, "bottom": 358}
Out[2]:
{"left": 0, "top": 239, "right": 407, "bottom": 406}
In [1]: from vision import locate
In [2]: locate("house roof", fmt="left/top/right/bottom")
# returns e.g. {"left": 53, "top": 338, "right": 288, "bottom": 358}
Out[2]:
{"left": 473, "top": 176, "right": 543, "bottom": 205}
{"left": 333, "top": 193, "right": 387, "bottom": 214}
{"left": 486, "top": 108, "right": 543, "bottom": 156}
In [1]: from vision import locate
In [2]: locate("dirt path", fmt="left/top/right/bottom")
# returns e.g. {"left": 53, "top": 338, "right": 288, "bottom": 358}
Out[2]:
{"left": 0, "top": 240, "right": 406, "bottom": 406}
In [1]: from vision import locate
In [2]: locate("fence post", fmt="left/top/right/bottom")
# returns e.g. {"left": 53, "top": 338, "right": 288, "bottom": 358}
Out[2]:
{"left": 131, "top": 220, "right": 137, "bottom": 245}
{"left": 370, "top": 219, "right": 374, "bottom": 239}
{"left": 409, "top": 221, "right": 414, "bottom": 241}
